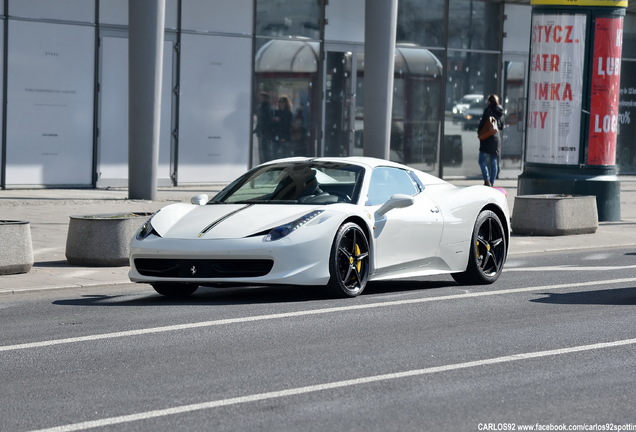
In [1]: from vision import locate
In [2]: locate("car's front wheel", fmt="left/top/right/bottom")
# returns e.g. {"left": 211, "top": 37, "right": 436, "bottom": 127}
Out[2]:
{"left": 452, "top": 209, "right": 507, "bottom": 285}
{"left": 327, "top": 222, "right": 370, "bottom": 297}
{"left": 152, "top": 283, "right": 198, "bottom": 297}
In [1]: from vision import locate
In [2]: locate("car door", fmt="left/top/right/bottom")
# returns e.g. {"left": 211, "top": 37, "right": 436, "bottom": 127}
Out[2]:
{"left": 366, "top": 167, "right": 444, "bottom": 277}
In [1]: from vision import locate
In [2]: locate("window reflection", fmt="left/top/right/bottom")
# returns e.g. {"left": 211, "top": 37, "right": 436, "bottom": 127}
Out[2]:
{"left": 444, "top": 52, "right": 500, "bottom": 177}
{"left": 502, "top": 61, "right": 525, "bottom": 165}
{"left": 446, "top": 51, "right": 499, "bottom": 111}
{"left": 618, "top": 60, "right": 636, "bottom": 173}
{"left": 448, "top": 0, "right": 501, "bottom": 50}
{"left": 616, "top": 15, "right": 635, "bottom": 173}
{"left": 353, "top": 45, "right": 443, "bottom": 171}
{"left": 254, "top": 39, "right": 319, "bottom": 163}
{"left": 324, "top": 51, "right": 355, "bottom": 158}
{"left": 252, "top": 0, "right": 510, "bottom": 178}
{"left": 256, "top": 0, "right": 320, "bottom": 39}
{"left": 622, "top": 14, "right": 636, "bottom": 59}
{"left": 392, "top": 46, "right": 444, "bottom": 169}
{"left": 397, "top": 0, "right": 445, "bottom": 48}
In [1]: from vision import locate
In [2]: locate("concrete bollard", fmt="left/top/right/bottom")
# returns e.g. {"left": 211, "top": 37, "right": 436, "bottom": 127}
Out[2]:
{"left": 511, "top": 195, "right": 598, "bottom": 236}
{"left": 65, "top": 213, "right": 151, "bottom": 267}
{"left": 0, "top": 221, "right": 34, "bottom": 275}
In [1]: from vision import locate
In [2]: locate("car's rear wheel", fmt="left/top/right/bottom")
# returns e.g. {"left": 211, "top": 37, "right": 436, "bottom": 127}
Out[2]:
{"left": 327, "top": 222, "right": 370, "bottom": 297}
{"left": 452, "top": 209, "right": 507, "bottom": 285}
{"left": 152, "top": 283, "right": 198, "bottom": 297}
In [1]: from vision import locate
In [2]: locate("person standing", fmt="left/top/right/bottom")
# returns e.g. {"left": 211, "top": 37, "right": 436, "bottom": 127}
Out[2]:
{"left": 291, "top": 104, "right": 306, "bottom": 156}
{"left": 477, "top": 94, "right": 504, "bottom": 187}
{"left": 254, "top": 93, "right": 274, "bottom": 162}
{"left": 272, "top": 95, "right": 293, "bottom": 159}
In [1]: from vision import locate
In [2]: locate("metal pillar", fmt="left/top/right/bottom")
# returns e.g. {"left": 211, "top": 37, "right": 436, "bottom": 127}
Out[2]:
{"left": 363, "top": 0, "right": 398, "bottom": 160}
{"left": 128, "top": 0, "right": 165, "bottom": 200}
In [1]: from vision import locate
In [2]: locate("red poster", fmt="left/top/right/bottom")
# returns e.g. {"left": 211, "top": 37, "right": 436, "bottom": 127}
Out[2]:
{"left": 587, "top": 17, "right": 624, "bottom": 165}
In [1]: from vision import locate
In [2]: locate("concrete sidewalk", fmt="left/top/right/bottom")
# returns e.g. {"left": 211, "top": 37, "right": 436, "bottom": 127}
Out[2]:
{"left": 1, "top": 177, "right": 635, "bottom": 295}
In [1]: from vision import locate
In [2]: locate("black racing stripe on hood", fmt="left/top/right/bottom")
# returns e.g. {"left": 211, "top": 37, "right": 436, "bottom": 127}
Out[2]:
{"left": 198, "top": 204, "right": 253, "bottom": 237}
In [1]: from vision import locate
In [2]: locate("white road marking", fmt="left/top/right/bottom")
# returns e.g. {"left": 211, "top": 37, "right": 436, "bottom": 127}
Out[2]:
{"left": 506, "top": 264, "right": 636, "bottom": 272}
{"left": 30, "top": 337, "right": 636, "bottom": 432}
{"left": 582, "top": 252, "right": 614, "bottom": 260}
{"left": 3, "top": 277, "right": 636, "bottom": 353}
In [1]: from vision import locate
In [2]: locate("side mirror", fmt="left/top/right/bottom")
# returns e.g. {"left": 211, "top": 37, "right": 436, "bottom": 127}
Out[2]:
{"left": 376, "top": 194, "right": 414, "bottom": 216}
{"left": 191, "top": 194, "right": 210, "bottom": 205}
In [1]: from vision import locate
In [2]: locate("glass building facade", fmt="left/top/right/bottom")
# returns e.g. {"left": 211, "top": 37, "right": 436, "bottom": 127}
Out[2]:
{"left": 0, "top": 0, "right": 635, "bottom": 188}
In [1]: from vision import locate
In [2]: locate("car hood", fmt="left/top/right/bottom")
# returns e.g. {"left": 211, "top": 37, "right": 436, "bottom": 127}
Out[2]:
{"left": 150, "top": 203, "right": 326, "bottom": 239}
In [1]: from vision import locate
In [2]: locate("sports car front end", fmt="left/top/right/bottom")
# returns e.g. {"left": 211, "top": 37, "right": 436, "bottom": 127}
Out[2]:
{"left": 130, "top": 159, "right": 368, "bottom": 293}
{"left": 128, "top": 203, "right": 347, "bottom": 287}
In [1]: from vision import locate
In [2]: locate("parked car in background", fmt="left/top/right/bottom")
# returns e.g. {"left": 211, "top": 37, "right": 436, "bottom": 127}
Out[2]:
{"left": 461, "top": 98, "right": 486, "bottom": 130}
{"left": 452, "top": 94, "right": 483, "bottom": 124}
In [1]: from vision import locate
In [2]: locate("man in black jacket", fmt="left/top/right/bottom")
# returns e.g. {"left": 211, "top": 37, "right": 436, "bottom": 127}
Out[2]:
{"left": 255, "top": 92, "right": 274, "bottom": 162}
{"left": 477, "top": 94, "right": 504, "bottom": 186}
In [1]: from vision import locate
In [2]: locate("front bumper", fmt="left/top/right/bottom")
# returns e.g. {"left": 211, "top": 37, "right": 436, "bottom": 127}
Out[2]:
{"left": 128, "top": 233, "right": 334, "bottom": 286}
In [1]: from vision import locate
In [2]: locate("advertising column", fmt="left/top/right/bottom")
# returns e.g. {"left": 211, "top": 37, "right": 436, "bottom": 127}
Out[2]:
{"left": 518, "top": 0, "right": 626, "bottom": 222}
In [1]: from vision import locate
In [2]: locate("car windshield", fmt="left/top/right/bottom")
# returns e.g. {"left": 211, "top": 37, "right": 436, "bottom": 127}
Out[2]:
{"left": 211, "top": 161, "right": 364, "bottom": 205}
{"left": 459, "top": 95, "right": 480, "bottom": 104}
{"left": 469, "top": 99, "right": 485, "bottom": 109}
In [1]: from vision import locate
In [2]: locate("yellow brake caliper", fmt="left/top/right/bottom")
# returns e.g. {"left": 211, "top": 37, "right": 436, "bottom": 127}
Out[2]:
{"left": 475, "top": 240, "right": 489, "bottom": 259}
{"left": 352, "top": 244, "right": 362, "bottom": 272}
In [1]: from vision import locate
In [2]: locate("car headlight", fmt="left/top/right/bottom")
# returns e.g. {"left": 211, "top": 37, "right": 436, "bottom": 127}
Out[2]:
{"left": 136, "top": 215, "right": 158, "bottom": 240}
{"left": 264, "top": 210, "right": 325, "bottom": 242}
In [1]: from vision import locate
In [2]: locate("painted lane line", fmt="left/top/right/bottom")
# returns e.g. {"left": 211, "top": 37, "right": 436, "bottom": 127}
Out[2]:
{"left": 3, "top": 276, "right": 636, "bottom": 353}
{"left": 506, "top": 264, "right": 636, "bottom": 272}
{"left": 30, "top": 337, "right": 636, "bottom": 432}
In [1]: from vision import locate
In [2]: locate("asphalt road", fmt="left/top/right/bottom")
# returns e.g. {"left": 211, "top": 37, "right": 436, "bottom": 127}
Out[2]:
{"left": 2, "top": 248, "right": 636, "bottom": 432}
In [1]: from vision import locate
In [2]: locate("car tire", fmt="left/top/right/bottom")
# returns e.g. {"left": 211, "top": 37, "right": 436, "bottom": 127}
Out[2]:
{"left": 152, "top": 283, "right": 199, "bottom": 297}
{"left": 327, "top": 222, "right": 370, "bottom": 297}
{"left": 452, "top": 209, "right": 507, "bottom": 285}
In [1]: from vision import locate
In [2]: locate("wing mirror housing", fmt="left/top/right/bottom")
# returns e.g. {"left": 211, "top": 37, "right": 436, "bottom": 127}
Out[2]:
{"left": 376, "top": 194, "right": 414, "bottom": 216}
{"left": 191, "top": 194, "right": 210, "bottom": 205}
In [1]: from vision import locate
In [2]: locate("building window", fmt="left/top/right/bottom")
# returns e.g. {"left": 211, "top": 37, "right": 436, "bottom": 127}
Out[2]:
{"left": 618, "top": 59, "right": 636, "bottom": 173}
{"left": 254, "top": 38, "right": 319, "bottom": 163}
{"left": 256, "top": 0, "right": 320, "bottom": 39}
{"left": 448, "top": 0, "right": 501, "bottom": 51}
{"left": 397, "top": 0, "right": 445, "bottom": 48}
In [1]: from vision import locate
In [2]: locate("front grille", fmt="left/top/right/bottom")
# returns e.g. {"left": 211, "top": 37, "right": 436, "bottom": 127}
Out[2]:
{"left": 134, "top": 258, "right": 274, "bottom": 278}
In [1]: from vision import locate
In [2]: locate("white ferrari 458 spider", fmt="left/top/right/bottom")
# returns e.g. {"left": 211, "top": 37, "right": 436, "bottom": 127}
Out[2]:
{"left": 129, "top": 157, "right": 510, "bottom": 298}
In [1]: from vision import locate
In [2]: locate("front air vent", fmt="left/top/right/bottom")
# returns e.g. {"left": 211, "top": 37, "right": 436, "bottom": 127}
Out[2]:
{"left": 134, "top": 258, "right": 273, "bottom": 278}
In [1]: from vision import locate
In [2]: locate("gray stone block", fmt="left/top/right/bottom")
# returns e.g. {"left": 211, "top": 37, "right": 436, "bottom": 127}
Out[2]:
{"left": 0, "top": 221, "right": 33, "bottom": 275}
{"left": 511, "top": 195, "right": 598, "bottom": 236}
{"left": 65, "top": 213, "right": 151, "bottom": 267}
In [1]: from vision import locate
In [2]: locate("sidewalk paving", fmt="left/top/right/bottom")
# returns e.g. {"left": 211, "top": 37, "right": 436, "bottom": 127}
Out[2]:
{"left": 1, "top": 177, "right": 635, "bottom": 295}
